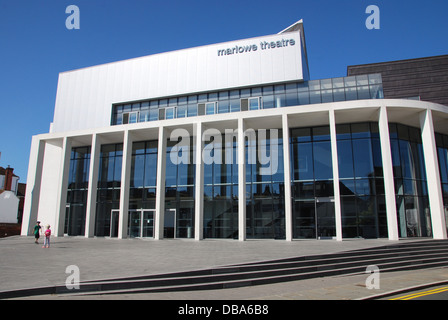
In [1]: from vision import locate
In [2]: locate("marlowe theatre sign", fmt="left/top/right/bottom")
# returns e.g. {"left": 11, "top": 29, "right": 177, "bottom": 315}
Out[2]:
{"left": 217, "top": 38, "right": 296, "bottom": 56}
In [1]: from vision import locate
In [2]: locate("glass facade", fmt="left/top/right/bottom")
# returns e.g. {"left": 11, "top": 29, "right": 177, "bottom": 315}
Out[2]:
{"left": 128, "top": 140, "right": 158, "bottom": 238}
{"left": 95, "top": 143, "right": 123, "bottom": 237}
{"left": 65, "top": 147, "right": 90, "bottom": 236}
{"left": 64, "top": 120, "right": 448, "bottom": 240}
{"left": 290, "top": 126, "right": 335, "bottom": 239}
{"left": 246, "top": 130, "right": 285, "bottom": 239}
{"left": 165, "top": 136, "right": 195, "bottom": 238}
{"left": 111, "top": 74, "right": 384, "bottom": 126}
{"left": 389, "top": 124, "right": 432, "bottom": 238}
{"left": 203, "top": 134, "right": 238, "bottom": 239}
{"left": 336, "top": 123, "right": 387, "bottom": 238}
{"left": 436, "top": 133, "right": 448, "bottom": 233}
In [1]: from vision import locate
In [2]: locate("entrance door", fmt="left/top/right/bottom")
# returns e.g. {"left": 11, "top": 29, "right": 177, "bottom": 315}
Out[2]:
{"left": 65, "top": 203, "right": 86, "bottom": 236}
{"left": 164, "top": 209, "right": 176, "bottom": 238}
{"left": 128, "top": 209, "right": 155, "bottom": 238}
{"left": 129, "top": 210, "right": 141, "bottom": 238}
{"left": 110, "top": 210, "right": 119, "bottom": 238}
{"left": 142, "top": 210, "right": 154, "bottom": 238}
{"left": 315, "top": 197, "right": 335, "bottom": 239}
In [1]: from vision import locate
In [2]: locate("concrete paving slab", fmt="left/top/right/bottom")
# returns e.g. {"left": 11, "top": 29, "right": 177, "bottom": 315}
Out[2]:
{"left": 1, "top": 235, "right": 446, "bottom": 300}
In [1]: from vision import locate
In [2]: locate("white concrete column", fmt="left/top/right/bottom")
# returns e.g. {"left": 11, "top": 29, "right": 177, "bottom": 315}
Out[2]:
{"left": 154, "top": 126, "right": 167, "bottom": 240}
{"left": 21, "top": 137, "right": 46, "bottom": 236}
{"left": 420, "top": 109, "right": 447, "bottom": 239}
{"left": 282, "top": 114, "right": 293, "bottom": 241}
{"left": 118, "top": 130, "right": 133, "bottom": 239}
{"left": 194, "top": 123, "right": 204, "bottom": 240}
{"left": 329, "top": 110, "right": 343, "bottom": 241}
{"left": 55, "top": 137, "right": 72, "bottom": 237}
{"left": 238, "top": 118, "right": 246, "bottom": 241}
{"left": 378, "top": 106, "right": 399, "bottom": 240}
{"left": 85, "top": 134, "right": 102, "bottom": 238}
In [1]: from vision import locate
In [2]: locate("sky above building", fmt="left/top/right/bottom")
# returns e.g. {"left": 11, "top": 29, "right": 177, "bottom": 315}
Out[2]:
{"left": 1, "top": 0, "right": 447, "bottom": 181}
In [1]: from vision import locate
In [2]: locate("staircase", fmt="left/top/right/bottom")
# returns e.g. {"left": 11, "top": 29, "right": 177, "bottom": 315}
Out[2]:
{"left": 1, "top": 240, "right": 448, "bottom": 299}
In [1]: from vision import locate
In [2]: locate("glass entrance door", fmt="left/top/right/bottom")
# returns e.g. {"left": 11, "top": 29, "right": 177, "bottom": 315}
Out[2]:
{"left": 110, "top": 210, "right": 119, "bottom": 238}
{"left": 128, "top": 210, "right": 155, "bottom": 238}
{"left": 315, "top": 197, "right": 336, "bottom": 239}
{"left": 142, "top": 210, "right": 154, "bottom": 237}
{"left": 164, "top": 209, "right": 176, "bottom": 238}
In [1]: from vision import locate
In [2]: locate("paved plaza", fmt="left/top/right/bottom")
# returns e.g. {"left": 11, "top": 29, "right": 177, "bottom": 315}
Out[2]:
{"left": 0, "top": 236, "right": 447, "bottom": 300}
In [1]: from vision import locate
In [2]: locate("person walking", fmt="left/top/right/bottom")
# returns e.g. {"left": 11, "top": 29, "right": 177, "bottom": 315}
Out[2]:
{"left": 33, "top": 221, "right": 42, "bottom": 244}
{"left": 42, "top": 225, "right": 51, "bottom": 248}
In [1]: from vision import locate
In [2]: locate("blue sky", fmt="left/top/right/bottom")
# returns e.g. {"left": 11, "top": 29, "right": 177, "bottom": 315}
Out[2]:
{"left": 0, "top": 0, "right": 447, "bottom": 181}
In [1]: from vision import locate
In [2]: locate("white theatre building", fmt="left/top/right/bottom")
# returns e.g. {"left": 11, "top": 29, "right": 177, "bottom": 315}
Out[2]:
{"left": 21, "top": 20, "right": 448, "bottom": 241}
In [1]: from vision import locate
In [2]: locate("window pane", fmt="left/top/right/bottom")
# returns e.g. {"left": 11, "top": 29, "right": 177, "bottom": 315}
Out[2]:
{"left": 249, "top": 97, "right": 260, "bottom": 110}
{"left": 352, "top": 139, "right": 374, "bottom": 178}
{"left": 313, "top": 141, "right": 333, "bottom": 180}
{"left": 337, "top": 140, "right": 354, "bottom": 179}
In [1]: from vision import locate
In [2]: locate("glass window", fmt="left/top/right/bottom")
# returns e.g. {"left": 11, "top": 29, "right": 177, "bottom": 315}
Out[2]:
{"left": 178, "top": 97, "right": 187, "bottom": 105}
{"left": 332, "top": 77, "right": 344, "bottom": 88}
{"left": 351, "top": 123, "right": 371, "bottom": 139}
{"left": 249, "top": 97, "right": 261, "bottom": 110}
{"left": 368, "top": 74, "right": 382, "bottom": 84}
{"left": 313, "top": 141, "right": 333, "bottom": 180}
{"left": 218, "top": 91, "right": 229, "bottom": 100}
{"left": 344, "top": 76, "right": 356, "bottom": 87}
{"left": 229, "top": 99, "right": 240, "bottom": 112}
{"left": 352, "top": 139, "right": 374, "bottom": 178}
{"left": 218, "top": 100, "right": 229, "bottom": 113}
{"left": 177, "top": 105, "right": 187, "bottom": 118}
{"left": 345, "top": 87, "right": 358, "bottom": 101}
{"left": 139, "top": 110, "right": 149, "bottom": 122}
{"left": 149, "top": 109, "right": 158, "bottom": 121}
{"left": 321, "top": 89, "right": 333, "bottom": 103}
{"left": 205, "top": 102, "right": 216, "bottom": 115}
{"left": 129, "top": 111, "right": 139, "bottom": 124}
{"left": 159, "top": 99, "right": 168, "bottom": 108}
{"left": 333, "top": 88, "right": 345, "bottom": 102}
{"left": 187, "top": 104, "right": 197, "bottom": 117}
{"left": 356, "top": 75, "right": 369, "bottom": 86}
{"left": 262, "top": 96, "right": 274, "bottom": 109}
{"left": 357, "top": 86, "right": 371, "bottom": 99}
{"left": 312, "top": 126, "right": 330, "bottom": 141}
{"left": 320, "top": 79, "right": 332, "bottom": 90}
{"left": 308, "top": 80, "right": 320, "bottom": 91}
{"left": 169, "top": 98, "right": 177, "bottom": 107}
{"left": 291, "top": 127, "right": 311, "bottom": 143}
{"left": 275, "top": 93, "right": 286, "bottom": 107}
{"left": 298, "top": 91, "right": 310, "bottom": 105}
{"left": 293, "top": 142, "right": 313, "bottom": 181}
{"left": 165, "top": 107, "right": 175, "bottom": 120}
{"left": 337, "top": 140, "right": 354, "bottom": 179}
{"left": 336, "top": 124, "right": 351, "bottom": 140}
{"left": 309, "top": 91, "right": 321, "bottom": 104}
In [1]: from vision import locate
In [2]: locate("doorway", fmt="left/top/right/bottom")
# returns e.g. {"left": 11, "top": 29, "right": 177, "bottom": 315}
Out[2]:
{"left": 128, "top": 209, "right": 155, "bottom": 238}
{"left": 164, "top": 209, "right": 176, "bottom": 238}
{"left": 110, "top": 210, "right": 119, "bottom": 238}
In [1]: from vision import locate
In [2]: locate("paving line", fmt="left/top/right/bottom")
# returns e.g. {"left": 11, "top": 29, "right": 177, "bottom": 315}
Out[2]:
{"left": 390, "top": 286, "right": 448, "bottom": 300}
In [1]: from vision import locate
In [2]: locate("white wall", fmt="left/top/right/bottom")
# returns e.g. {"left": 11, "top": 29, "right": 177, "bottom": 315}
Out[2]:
{"left": 36, "top": 141, "right": 64, "bottom": 230}
{"left": 0, "top": 191, "right": 19, "bottom": 223}
{"left": 51, "top": 32, "right": 304, "bottom": 133}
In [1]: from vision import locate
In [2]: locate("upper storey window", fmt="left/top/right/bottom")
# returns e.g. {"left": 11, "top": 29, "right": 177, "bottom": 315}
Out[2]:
{"left": 111, "top": 74, "right": 384, "bottom": 126}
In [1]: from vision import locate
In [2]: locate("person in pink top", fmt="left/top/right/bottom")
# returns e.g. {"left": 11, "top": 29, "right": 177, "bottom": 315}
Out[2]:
{"left": 42, "top": 225, "right": 51, "bottom": 248}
